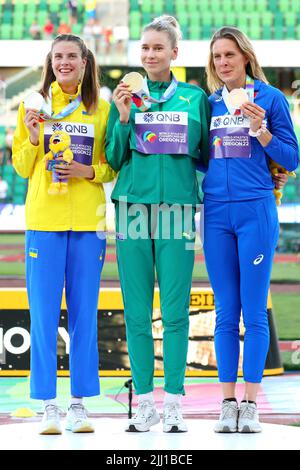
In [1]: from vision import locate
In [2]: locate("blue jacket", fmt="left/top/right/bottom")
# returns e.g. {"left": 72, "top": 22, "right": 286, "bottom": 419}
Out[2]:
{"left": 202, "top": 80, "right": 299, "bottom": 201}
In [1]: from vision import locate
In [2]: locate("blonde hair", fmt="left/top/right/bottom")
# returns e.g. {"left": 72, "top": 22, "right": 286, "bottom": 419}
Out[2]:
{"left": 206, "top": 26, "right": 268, "bottom": 93}
{"left": 143, "top": 15, "right": 182, "bottom": 48}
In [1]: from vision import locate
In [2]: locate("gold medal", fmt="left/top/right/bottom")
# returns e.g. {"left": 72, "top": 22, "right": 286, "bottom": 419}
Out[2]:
{"left": 122, "top": 72, "right": 144, "bottom": 93}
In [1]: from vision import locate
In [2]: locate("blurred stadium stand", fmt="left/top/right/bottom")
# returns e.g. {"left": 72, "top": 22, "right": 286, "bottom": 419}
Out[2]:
{"left": 0, "top": 0, "right": 85, "bottom": 39}
{"left": 0, "top": 125, "right": 27, "bottom": 204}
{"left": 129, "top": 0, "right": 300, "bottom": 40}
{"left": 0, "top": 0, "right": 298, "bottom": 42}
{"left": 0, "top": 0, "right": 128, "bottom": 45}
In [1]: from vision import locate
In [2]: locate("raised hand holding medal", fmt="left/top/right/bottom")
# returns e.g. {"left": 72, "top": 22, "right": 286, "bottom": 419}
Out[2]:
{"left": 227, "top": 88, "right": 248, "bottom": 109}
{"left": 113, "top": 74, "right": 139, "bottom": 123}
{"left": 224, "top": 75, "right": 266, "bottom": 134}
{"left": 122, "top": 72, "right": 144, "bottom": 93}
{"left": 114, "top": 71, "right": 179, "bottom": 124}
{"left": 23, "top": 92, "right": 44, "bottom": 145}
{"left": 24, "top": 92, "right": 45, "bottom": 112}
{"left": 241, "top": 102, "right": 266, "bottom": 133}
{"left": 227, "top": 87, "right": 266, "bottom": 131}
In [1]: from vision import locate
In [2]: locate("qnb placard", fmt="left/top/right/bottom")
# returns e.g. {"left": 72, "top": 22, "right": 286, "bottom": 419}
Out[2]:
{"left": 135, "top": 111, "right": 188, "bottom": 155}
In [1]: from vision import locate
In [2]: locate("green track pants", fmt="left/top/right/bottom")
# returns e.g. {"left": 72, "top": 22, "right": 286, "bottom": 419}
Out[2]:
{"left": 115, "top": 202, "right": 196, "bottom": 395}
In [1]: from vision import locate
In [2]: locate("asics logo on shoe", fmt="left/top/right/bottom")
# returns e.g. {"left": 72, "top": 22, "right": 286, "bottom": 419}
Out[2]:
{"left": 253, "top": 254, "right": 264, "bottom": 265}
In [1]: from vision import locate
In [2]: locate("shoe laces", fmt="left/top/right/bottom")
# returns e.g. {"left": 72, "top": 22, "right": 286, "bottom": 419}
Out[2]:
{"left": 239, "top": 403, "right": 256, "bottom": 420}
{"left": 133, "top": 401, "right": 154, "bottom": 421}
{"left": 69, "top": 404, "right": 88, "bottom": 421}
{"left": 164, "top": 403, "right": 182, "bottom": 422}
{"left": 45, "top": 404, "right": 62, "bottom": 420}
{"left": 220, "top": 401, "right": 238, "bottom": 420}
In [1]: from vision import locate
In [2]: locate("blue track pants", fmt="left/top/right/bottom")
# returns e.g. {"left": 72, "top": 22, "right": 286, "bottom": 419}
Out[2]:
{"left": 25, "top": 231, "right": 106, "bottom": 400}
{"left": 203, "top": 196, "right": 279, "bottom": 383}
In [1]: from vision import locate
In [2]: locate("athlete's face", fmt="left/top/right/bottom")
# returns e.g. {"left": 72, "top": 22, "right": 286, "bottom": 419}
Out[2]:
{"left": 212, "top": 38, "right": 249, "bottom": 90}
{"left": 52, "top": 41, "right": 87, "bottom": 91}
{"left": 141, "top": 30, "right": 178, "bottom": 82}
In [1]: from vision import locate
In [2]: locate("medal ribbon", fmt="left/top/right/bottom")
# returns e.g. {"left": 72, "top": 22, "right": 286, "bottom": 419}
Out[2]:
{"left": 132, "top": 73, "right": 178, "bottom": 111}
{"left": 245, "top": 75, "right": 254, "bottom": 103}
{"left": 39, "top": 85, "right": 82, "bottom": 120}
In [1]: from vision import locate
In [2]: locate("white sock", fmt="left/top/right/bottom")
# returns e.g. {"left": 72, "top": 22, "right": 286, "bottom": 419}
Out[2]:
{"left": 70, "top": 397, "right": 83, "bottom": 406}
{"left": 138, "top": 392, "right": 154, "bottom": 404}
{"left": 164, "top": 392, "right": 182, "bottom": 406}
{"left": 44, "top": 399, "right": 57, "bottom": 408}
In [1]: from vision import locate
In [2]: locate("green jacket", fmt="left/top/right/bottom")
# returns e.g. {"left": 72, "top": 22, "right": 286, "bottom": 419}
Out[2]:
{"left": 105, "top": 79, "right": 210, "bottom": 205}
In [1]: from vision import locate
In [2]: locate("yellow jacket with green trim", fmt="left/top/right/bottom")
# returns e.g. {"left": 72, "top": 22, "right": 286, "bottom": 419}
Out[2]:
{"left": 12, "top": 81, "right": 115, "bottom": 231}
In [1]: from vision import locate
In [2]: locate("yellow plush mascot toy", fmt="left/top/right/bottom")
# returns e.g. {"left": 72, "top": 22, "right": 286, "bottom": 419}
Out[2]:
{"left": 45, "top": 131, "right": 73, "bottom": 195}
{"left": 269, "top": 159, "right": 296, "bottom": 206}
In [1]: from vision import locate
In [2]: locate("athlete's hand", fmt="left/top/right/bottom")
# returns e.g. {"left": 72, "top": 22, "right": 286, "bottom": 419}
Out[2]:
{"left": 54, "top": 159, "right": 95, "bottom": 180}
{"left": 24, "top": 109, "right": 40, "bottom": 145}
{"left": 113, "top": 82, "right": 132, "bottom": 124}
{"left": 241, "top": 102, "right": 266, "bottom": 132}
{"left": 272, "top": 170, "right": 288, "bottom": 189}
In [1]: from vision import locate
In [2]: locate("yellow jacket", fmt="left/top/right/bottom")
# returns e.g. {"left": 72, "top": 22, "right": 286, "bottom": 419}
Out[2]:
{"left": 12, "top": 81, "right": 115, "bottom": 231}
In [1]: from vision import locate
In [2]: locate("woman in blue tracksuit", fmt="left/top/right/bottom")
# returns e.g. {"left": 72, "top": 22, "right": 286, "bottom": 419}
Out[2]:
{"left": 202, "top": 27, "right": 299, "bottom": 433}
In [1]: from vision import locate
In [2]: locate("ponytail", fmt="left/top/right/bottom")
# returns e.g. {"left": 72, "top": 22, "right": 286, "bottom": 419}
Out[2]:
{"left": 81, "top": 49, "right": 100, "bottom": 114}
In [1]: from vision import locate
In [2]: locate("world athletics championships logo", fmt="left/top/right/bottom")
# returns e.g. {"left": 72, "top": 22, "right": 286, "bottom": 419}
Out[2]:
{"left": 143, "top": 131, "right": 157, "bottom": 143}
{"left": 213, "top": 118, "right": 222, "bottom": 128}
{"left": 52, "top": 122, "right": 63, "bottom": 132}
{"left": 143, "top": 113, "right": 155, "bottom": 123}
{"left": 212, "top": 136, "right": 222, "bottom": 146}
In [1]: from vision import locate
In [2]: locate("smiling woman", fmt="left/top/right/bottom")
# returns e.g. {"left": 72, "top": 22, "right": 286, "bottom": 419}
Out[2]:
{"left": 12, "top": 34, "right": 116, "bottom": 436}
{"left": 52, "top": 44, "right": 86, "bottom": 94}
{"left": 40, "top": 34, "right": 100, "bottom": 122}
{"left": 140, "top": 24, "right": 180, "bottom": 83}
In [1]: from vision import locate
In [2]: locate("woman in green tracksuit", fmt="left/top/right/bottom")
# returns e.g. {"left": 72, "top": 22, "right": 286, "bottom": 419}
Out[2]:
{"left": 105, "top": 15, "right": 210, "bottom": 433}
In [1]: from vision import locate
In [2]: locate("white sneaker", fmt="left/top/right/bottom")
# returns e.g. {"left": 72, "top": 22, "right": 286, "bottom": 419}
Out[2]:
{"left": 163, "top": 403, "right": 188, "bottom": 433}
{"left": 39, "top": 404, "right": 63, "bottom": 435}
{"left": 65, "top": 404, "right": 94, "bottom": 433}
{"left": 238, "top": 402, "right": 262, "bottom": 433}
{"left": 214, "top": 400, "right": 239, "bottom": 433}
{"left": 126, "top": 400, "right": 160, "bottom": 432}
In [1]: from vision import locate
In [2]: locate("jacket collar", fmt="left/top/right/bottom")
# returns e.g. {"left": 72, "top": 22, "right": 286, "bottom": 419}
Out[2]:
{"left": 51, "top": 80, "right": 82, "bottom": 103}
{"left": 146, "top": 77, "right": 171, "bottom": 90}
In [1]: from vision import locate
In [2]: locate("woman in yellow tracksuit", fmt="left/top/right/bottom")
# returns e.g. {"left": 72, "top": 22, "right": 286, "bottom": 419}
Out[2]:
{"left": 12, "top": 34, "right": 115, "bottom": 435}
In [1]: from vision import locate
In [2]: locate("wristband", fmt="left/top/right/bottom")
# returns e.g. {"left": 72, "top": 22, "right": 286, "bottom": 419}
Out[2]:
{"left": 249, "top": 123, "right": 267, "bottom": 137}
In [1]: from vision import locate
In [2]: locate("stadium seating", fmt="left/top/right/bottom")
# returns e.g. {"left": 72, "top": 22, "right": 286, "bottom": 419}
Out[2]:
{"left": 0, "top": 161, "right": 28, "bottom": 205}
{"left": 0, "top": 127, "right": 27, "bottom": 205}
{"left": 1, "top": 0, "right": 300, "bottom": 41}
{"left": 0, "top": 0, "right": 86, "bottom": 39}
{"left": 128, "top": 0, "right": 300, "bottom": 40}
